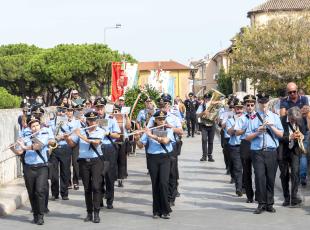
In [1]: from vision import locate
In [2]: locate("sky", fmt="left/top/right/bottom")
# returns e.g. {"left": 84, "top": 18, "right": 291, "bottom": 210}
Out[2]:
{"left": 0, "top": 0, "right": 264, "bottom": 64}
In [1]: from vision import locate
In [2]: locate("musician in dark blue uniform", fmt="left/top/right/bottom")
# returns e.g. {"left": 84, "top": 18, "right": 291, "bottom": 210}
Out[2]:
{"left": 136, "top": 110, "right": 174, "bottom": 219}
{"left": 10, "top": 117, "right": 50, "bottom": 225}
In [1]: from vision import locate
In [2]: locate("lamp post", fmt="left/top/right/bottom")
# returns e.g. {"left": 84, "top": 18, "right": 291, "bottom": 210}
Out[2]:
{"left": 190, "top": 65, "right": 198, "bottom": 94}
{"left": 104, "top": 24, "right": 122, "bottom": 44}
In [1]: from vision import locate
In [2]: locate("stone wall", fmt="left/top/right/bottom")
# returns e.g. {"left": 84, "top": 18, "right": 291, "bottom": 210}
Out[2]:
{"left": 0, "top": 109, "right": 23, "bottom": 185}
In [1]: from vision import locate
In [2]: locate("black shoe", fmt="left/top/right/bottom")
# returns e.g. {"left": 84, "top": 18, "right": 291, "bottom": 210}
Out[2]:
{"left": 36, "top": 215, "right": 44, "bottom": 225}
{"left": 253, "top": 205, "right": 265, "bottom": 214}
{"left": 192, "top": 135, "right": 195, "bottom": 138}
{"left": 246, "top": 199, "right": 253, "bottom": 203}
{"left": 208, "top": 158, "right": 215, "bottom": 162}
{"left": 44, "top": 208, "right": 50, "bottom": 214}
{"left": 84, "top": 213, "right": 93, "bottom": 222}
{"left": 236, "top": 191, "right": 243, "bottom": 197}
{"left": 200, "top": 157, "right": 207, "bottom": 161}
{"left": 73, "top": 184, "right": 79, "bottom": 190}
{"left": 62, "top": 196, "right": 69, "bottom": 200}
{"left": 187, "top": 135, "right": 190, "bottom": 138}
{"left": 153, "top": 213, "right": 160, "bottom": 219}
{"left": 301, "top": 178, "right": 307, "bottom": 187}
{"left": 32, "top": 215, "right": 38, "bottom": 224}
{"left": 266, "top": 205, "right": 276, "bottom": 213}
{"left": 161, "top": 214, "right": 170, "bottom": 219}
{"left": 230, "top": 178, "right": 235, "bottom": 184}
{"left": 50, "top": 196, "right": 59, "bottom": 201}
{"left": 93, "top": 212, "right": 100, "bottom": 223}
{"left": 291, "top": 198, "right": 302, "bottom": 207}
{"left": 107, "top": 204, "right": 113, "bottom": 209}
{"left": 170, "top": 201, "right": 175, "bottom": 207}
{"left": 176, "top": 191, "right": 180, "bottom": 197}
{"left": 118, "top": 180, "right": 124, "bottom": 187}
{"left": 282, "top": 200, "right": 290, "bottom": 207}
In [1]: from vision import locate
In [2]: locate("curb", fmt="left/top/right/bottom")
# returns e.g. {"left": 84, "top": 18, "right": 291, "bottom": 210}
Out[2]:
{"left": 0, "top": 178, "right": 28, "bottom": 216}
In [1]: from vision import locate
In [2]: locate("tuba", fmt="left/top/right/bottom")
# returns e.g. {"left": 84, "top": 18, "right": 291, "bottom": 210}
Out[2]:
{"left": 200, "top": 88, "right": 225, "bottom": 126}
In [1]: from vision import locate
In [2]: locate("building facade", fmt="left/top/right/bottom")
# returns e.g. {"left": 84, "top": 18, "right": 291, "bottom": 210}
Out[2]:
{"left": 138, "top": 60, "right": 191, "bottom": 100}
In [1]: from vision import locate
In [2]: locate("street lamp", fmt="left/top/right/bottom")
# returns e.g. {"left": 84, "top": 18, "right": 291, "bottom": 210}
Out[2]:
{"left": 104, "top": 24, "right": 122, "bottom": 44}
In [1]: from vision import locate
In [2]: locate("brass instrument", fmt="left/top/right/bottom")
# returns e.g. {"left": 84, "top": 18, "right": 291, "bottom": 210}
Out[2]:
{"left": 293, "top": 125, "right": 307, "bottom": 154}
{"left": 48, "top": 116, "right": 68, "bottom": 153}
{"left": 200, "top": 88, "right": 225, "bottom": 126}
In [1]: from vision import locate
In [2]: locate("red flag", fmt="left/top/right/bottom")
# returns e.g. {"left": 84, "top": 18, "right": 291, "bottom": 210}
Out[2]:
{"left": 111, "top": 62, "right": 128, "bottom": 102}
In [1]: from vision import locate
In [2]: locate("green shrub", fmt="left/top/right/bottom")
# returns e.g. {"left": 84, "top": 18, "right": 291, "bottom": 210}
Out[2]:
{"left": 124, "top": 84, "right": 160, "bottom": 119}
{"left": 0, "top": 87, "right": 21, "bottom": 109}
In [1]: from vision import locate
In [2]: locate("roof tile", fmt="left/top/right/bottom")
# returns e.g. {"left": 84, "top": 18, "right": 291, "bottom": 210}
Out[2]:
{"left": 248, "top": 0, "right": 310, "bottom": 15}
{"left": 138, "top": 61, "right": 190, "bottom": 71}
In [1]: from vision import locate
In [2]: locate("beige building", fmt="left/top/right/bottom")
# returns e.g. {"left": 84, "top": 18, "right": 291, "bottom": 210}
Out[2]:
{"left": 248, "top": 0, "right": 310, "bottom": 26}
{"left": 189, "top": 48, "right": 233, "bottom": 96}
{"left": 138, "top": 61, "right": 191, "bottom": 100}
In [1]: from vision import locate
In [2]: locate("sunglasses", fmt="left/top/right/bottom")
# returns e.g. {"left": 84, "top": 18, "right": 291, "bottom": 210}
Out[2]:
{"left": 57, "top": 109, "right": 66, "bottom": 113}
{"left": 155, "top": 117, "right": 165, "bottom": 121}
{"left": 246, "top": 104, "right": 255, "bottom": 107}
{"left": 288, "top": 90, "right": 297, "bottom": 95}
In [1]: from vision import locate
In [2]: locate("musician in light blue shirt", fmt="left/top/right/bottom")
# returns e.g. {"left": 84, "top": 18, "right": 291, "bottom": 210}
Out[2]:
{"left": 136, "top": 110, "right": 173, "bottom": 219}
{"left": 10, "top": 117, "right": 50, "bottom": 225}
{"left": 94, "top": 97, "right": 121, "bottom": 211}
{"left": 234, "top": 94, "right": 257, "bottom": 203}
{"left": 147, "top": 95, "right": 183, "bottom": 205}
{"left": 64, "top": 111, "right": 106, "bottom": 223}
{"left": 244, "top": 92, "right": 283, "bottom": 214}
{"left": 226, "top": 99, "right": 244, "bottom": 197}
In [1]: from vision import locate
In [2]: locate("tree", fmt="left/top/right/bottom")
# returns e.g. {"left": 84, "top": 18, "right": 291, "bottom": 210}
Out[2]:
{"left": 27, "top": 44, "right": 136, "bottom": 104}
{"left": 0, "top": 44, "right": 42, "bottom": 98}
{"left": 217, "top": 67, "right": 232, "bottom": 96}
{"left": 230, "top": 14, "right": 310, "bottom": 94}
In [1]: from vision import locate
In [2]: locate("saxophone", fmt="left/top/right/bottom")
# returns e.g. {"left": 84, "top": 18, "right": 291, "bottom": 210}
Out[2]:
{"left": 48, "top": 120, "right": 64, "bottom": 154}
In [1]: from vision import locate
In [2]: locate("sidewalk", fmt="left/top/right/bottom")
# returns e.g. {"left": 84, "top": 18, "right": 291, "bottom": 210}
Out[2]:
{"left": 0, "top": 178, "right": 28, "bottom": 216}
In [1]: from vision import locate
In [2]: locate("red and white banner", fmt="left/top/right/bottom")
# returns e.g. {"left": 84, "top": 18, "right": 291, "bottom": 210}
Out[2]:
{"left": 111, "top": 62, "right": 128, "bottom": 102}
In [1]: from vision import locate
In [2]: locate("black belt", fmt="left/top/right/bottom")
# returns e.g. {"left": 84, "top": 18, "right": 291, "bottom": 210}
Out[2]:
{"left": 229, "top": 145, "right": 240, "bottom": 147}
{"left": 56, "top": 144, "right": 68, "bottom": 149}
{"left": 254, "top": 148, "right": 277, "bottom": 152}
{"left": 146, "top": 153, "right": 170, "bottom": 158}
{"left": 78, "top": 157, "right": 101, "bottom": 162}
{"left": 25, "top": 163, "right": 48, "bottom": 168}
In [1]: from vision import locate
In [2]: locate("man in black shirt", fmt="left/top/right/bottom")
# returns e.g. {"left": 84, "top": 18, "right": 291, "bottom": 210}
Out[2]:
{"left": 184, "top": 92, "right": 199, "bottom": 137}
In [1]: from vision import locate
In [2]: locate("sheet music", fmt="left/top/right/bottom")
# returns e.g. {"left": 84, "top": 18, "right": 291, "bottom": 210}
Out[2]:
{"left": 105, "top": 104, "right": 114, "bottom": 114}
{"left": 121, "top": 106, "right": 131, "bottom": 114}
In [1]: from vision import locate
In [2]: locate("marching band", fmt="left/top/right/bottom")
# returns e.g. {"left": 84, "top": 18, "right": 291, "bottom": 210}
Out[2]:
{"left": 8, "top": 82, "right": 310, "bottom": 224}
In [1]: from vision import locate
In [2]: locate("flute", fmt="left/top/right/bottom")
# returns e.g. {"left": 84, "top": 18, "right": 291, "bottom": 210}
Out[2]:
{"left": 2, "top": 130, "right": 41, "bottom": 152}
{"left": 64, "top": 124, "right": 99, "bottom": 136}
{"left": 127, "top": 124, "right": 166, "bottom": 137}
